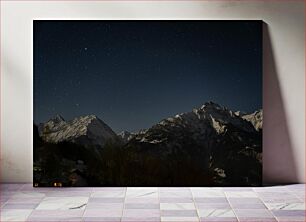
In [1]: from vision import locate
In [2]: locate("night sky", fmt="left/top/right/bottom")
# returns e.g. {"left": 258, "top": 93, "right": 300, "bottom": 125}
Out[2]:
{"left": 34, "top": 21, "right": 262, "bottom": 133}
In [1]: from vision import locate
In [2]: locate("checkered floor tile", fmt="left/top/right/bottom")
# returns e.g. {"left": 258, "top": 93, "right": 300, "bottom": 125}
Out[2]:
{"left": 0, "top": 184, "right": 304, "bottom": 222}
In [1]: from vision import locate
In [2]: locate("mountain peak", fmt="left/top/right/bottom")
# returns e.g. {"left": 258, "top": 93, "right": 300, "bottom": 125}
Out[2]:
{"left": 119, "top": 130, "right": 130, "bottom": 136}
{"left": 200, "top": 101, "right": 223, "bottom": 110}
{"left": 87, "top": 114, "right": 98, "bottom": 119}
{"left": 73, "top": 115, "right": 102, "bottom": 124}
{"left": 41, "top": 114, "right": 118, "bottom": 147}
{"left": 49, "top": 114, "right": 65, "bottom": 123}
{"left": 79, "top": 114, "right": 98, "bottom": 120}
{"left": 118, "top": 131, "right": 134, "bottom": 143}
{"left": 241, "top": 109, "right": 263, "bottom": 131}
{"left": 235, "top": 111, "right": 247, "bottom": 117}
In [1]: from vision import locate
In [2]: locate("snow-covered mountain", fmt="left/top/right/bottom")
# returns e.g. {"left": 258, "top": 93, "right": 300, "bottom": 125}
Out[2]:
{"left": 234, "top": 111, "right": 247, "bottom": 117}
{"left": 241, "top": 109, "right": 263, "bottom": 131}
{"left": 118, "top": 131, "right": 134, "bottom": 143}
{"left": 131, "top": 101, "right": 259, "bottom": 144}
{"left": 36, "top": 102, "right": 262, "bottom": 186}
{"left": 39, "top": 114, "right": 118, "bottom": 147}
{"left": 125, "top": 102, "right": 262, "bottom": 185}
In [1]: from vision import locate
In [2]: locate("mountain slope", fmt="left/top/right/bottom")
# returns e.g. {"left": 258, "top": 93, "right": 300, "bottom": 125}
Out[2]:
{"left": 125, "top": 102, "right": 262, "bottom": 186}
{"left": 118, "top": 131, "right": 134, "bottom": 143}
{"left": 35, "top": 102, "right": 262, "bottom": 186}
{"left": 242, "top": 109, "right": 263, "bottom": 131}
{"left": 39, "top": 115, "right": 118, "bottom": 147}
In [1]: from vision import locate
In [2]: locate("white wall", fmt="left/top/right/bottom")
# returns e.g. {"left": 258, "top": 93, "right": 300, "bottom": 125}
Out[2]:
{"left": 1, "top": 1, "right": 304, "bottom": 184}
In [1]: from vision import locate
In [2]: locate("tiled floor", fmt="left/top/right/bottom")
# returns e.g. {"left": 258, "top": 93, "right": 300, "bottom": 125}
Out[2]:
{"left": 0, "top": 184, "right": 305, "bottom": 222}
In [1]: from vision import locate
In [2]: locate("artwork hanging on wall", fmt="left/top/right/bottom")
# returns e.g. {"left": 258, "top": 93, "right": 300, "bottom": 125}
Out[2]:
{"left": 34, "top": 20, "right": 262, "bottom": 187}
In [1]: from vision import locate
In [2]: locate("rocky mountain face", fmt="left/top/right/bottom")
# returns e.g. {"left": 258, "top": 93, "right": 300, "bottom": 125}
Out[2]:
{"left": 242, "top": 109, "right": 263, "bottom": 131}
{"left": 125, "top": 102, "right": 262, "bottom": 185}
{"left": 117, "top": 131, "right": 134, "bottom": 143}
{"left": 35, "top": 102, "right": 262, "bottom": 186}
{"left": 39, "top": 114, "right": 118, "bottom": 147}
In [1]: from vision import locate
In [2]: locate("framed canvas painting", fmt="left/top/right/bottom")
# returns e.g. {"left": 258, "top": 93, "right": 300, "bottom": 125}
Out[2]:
{"left": 34, "top": 20, "right": 262, "bottom": 187}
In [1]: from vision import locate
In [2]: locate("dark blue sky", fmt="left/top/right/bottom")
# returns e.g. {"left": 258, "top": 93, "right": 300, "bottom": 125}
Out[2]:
{"left": 34, "top": 21, "right": 262, "bottom": 133}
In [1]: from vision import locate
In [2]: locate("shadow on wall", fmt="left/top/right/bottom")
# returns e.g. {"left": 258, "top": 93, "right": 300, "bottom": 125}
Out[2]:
{"left": 263, "top": 23, "right": 298, "bottom": 184}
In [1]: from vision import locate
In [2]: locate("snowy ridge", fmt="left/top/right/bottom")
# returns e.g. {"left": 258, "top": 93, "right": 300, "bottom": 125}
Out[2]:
{"left": 39, "top": 114, "right": 118, "bottom": 147}
{"left": 242, "top": 109, "right": 263, "bottom": 131}
{"left": 118, "top": 131, "right": 134, "bottom": 143}
{"left": 155, "top": 101, "right": 256, "bottom": 136}
{"left": 38, "top": 102, "right": 262, "bottom": 148}
{"left": 125, "top": 102, "right": 262, "bottom": 185}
